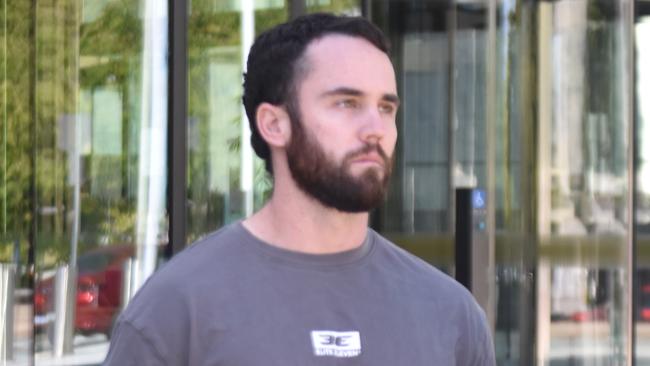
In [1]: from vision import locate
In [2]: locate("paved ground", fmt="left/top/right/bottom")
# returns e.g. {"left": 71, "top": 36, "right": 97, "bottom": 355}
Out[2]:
{"left": 495, "top": 321, "right": 650, "bottom": 365}
{"left": 7, "top": 334, "right": 108, "bottom": 366}
{"left": 4, "top": 305, "right": 108, "bottom": 366}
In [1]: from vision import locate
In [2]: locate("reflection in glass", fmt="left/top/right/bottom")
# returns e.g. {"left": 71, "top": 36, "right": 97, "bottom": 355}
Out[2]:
{"left": 370, "top": 1, "right": 489, "bottom": 278}
{"left": 306, "top": 0, "right": 360, "bottom": 15}
{"left": 636, "top": 11, "right": 650, "bottom": 366}
{"left": 493, "top": 0, "right": 632, "bottom": 364}
{"left": 21, "top": 0, "right": 169, "bottom": 364}
{"left": 0, "top": 0, "right": 33, "bottom": 363}
{"left": 370, "top": 0, "right": 454, "bottom": 271}
{"left": 186, "top": 0, "right": 287, "bottom": 245}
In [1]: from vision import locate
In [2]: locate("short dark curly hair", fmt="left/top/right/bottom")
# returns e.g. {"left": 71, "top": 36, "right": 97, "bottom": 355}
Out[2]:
{"left": 242, "top": 13, "right": 390, "bottom": 175}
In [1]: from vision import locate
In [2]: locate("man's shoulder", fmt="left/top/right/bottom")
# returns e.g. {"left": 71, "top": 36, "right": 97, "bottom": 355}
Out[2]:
{"left": 369, "top": 230, "right": 452, "bottom": 283}
{"left": 370, "top": 231, "right": 492, "bottom": 347}
{"left": 118, "top": 222, "right": 253, "bottom": 322}
{"left": 168, "top": 222, "right": 251, "bottom": 266}
{"left": 106, "top": 224, "right": 250, "bottom": 364}
{"left": 369, "top": 230, "right": 477, "bottom": 306}
{"left": 150, "top": 222, "right": 251, "bottom": 280}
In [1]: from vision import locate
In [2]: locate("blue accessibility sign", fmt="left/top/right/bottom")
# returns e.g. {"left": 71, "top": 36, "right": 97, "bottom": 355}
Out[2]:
{"left": 472, "top": 189, "right": 486, "bottom": 209}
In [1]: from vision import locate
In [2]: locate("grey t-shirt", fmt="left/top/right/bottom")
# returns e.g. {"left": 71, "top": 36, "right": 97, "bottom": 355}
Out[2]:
{"left": 103, "top": 223, "right": 495, "bottom": 365}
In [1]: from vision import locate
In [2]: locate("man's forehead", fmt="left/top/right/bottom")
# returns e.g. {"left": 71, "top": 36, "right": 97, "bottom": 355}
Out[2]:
{"left": 304, "top": 33, "right": 382, "bottom": 60}
{"left": 300, "top": 34, "right": 397, "bottom": 93}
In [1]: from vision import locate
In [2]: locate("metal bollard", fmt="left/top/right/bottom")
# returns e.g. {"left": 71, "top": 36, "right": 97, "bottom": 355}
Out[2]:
{"left": 120, "top": 258, "right": 134, "bottom": 311}
{"left": 52, "top": 265, "right": 75, "bottom": 357}
{"left": 0, "top": 263, "right": 16, "bottom": 362}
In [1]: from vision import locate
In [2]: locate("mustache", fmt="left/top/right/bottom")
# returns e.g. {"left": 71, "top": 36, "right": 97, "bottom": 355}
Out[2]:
{"left": 345, "top": 144, "right": 390, "bottom": 165}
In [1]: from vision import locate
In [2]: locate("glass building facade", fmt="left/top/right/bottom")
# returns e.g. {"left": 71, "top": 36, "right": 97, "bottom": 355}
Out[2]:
{"left": 0, "top": 0, "right": 648, "bottom": 364}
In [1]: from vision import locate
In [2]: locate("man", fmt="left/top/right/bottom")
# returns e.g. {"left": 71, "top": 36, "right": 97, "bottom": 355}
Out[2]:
{"left": 104, "top": 13, "right": 495, "bottom": 365}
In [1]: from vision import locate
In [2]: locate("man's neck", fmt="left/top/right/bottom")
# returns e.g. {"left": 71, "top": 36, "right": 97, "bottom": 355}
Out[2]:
{"left": 242, "top": 186, "right": 370, "bottom": 254}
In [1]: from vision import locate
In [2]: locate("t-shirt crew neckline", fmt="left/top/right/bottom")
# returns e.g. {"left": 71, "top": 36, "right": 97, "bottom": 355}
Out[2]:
{"left": 235, "top": 221, "right": 375, "bottom": 268}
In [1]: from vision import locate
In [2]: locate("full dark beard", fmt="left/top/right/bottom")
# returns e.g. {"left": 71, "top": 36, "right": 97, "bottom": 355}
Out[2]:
{"left": 285, "top": 105, "right": 393, "bottom": 213}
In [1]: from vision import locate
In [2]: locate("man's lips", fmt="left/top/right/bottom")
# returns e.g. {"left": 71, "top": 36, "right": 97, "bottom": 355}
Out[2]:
{"left": 349, "top": 153, "right": 384, "bottom": 166}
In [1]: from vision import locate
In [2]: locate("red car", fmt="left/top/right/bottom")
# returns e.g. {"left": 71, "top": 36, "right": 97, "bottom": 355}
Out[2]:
{"left": 570, "top": 306, "right": 608, "bottom": 322}
{"left": 35, "top": 245, "right": 134, "bottom": 338}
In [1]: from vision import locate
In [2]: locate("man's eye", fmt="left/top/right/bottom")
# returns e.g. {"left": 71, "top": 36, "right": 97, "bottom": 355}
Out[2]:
{"left": 336, "top": 99, "right": 358, "bottom": 109}
{"left": 379, "top": 104, "right": 395, "bottom": 114}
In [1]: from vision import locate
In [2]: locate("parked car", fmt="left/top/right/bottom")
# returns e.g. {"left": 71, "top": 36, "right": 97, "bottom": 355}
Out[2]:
{"left": 570, "top": 306, "right": 608, "bottom": 322}
{"left": 34, "top": 244, "right": 134, "bottom": 338}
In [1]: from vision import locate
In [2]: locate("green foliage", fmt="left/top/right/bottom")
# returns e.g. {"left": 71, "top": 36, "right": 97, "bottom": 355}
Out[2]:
{"left": 306, "top": 0, "right": 359, "bottom": 15}
{"left": 1, "top": 0, "right": 359, "bottom": 265}
{"left": 79, "top": 0, "right": 141, "bottom": 55}
{"left": 190, "top": 11, "right": 241, "bottom": 50}
{"left": 0, "top": 0, "right": 37, "bottom": 262}
{"left": 0, "top": 0, "right": 147, "bottom": 267}
{"left": 255, "top": 8, "right": 288, "bottom": 35}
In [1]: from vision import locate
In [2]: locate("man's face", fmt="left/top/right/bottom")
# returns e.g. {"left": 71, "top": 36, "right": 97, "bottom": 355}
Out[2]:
{"left": 285, "top": 34, "right": 399, "bottom": 213}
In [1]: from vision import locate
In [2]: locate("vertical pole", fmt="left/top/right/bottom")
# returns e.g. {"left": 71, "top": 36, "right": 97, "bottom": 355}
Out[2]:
{"left": 135, "top": 0, "right": 169, "bottom": 289}
{"left": 52, "top": 265, "right": 69, "bottom": 357}
{"left": 120, "top": 258, "right": 133, "bottom": 310}
{"left": 240, "top": 0, "right": 255, "bottom": 217}
{"left": 0, "top": 264, "right": 5, "bottom": 361}
{"left": 2, "top": 0, "right": 7, "bottom": 239}
{"left": 361, "top": 0, "right": 371, "bottom": 19}
{"left": 289, "top": 0, "right": 306, "bottom": 20}
{"left": 486, "top": 0, "right": 497, "bottom": 334}
{"left": 28, "top": 0, "right": 38, "bottom": 359}
{"left": 517, "top": 3, "right": 538, "bottom": 365}
{"left": 0, "top": 264, "right": 15, "bottom": 362}
{"left": 447, "top": 2, "right": 457, "bottom": 231}
{"left": 535, "top": 3, "right": 552, "bottom": 364}
{"left": 168, "top": 0, "right": 188, "bottom": 256}
{"left": 60, "top": 0, "right": 82, "bottom": 355}
{"left": 627, "top": 0, "right": 637, "bottom": 364}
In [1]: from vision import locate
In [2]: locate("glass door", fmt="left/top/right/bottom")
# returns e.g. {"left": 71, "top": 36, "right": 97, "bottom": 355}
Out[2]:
{"left": 493, "top": 0, "right": 633, "bottom": 364}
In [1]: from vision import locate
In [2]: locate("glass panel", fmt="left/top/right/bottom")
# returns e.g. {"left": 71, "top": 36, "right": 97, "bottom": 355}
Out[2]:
{"left": 186, "top": 0, "right": 288, "bottom": 245}
{"left": 371, "top": 0, "right": 455, "bottom": 270}
{"left": 493, "top": 1, "right": 533, "bottom": 362}
{"left": 370, "top": 0, "right": 488, "bottom": 274}
{"left": 636, "top": 5, "right": 650, "bottom": 366}
{"left": 0, "top": 0, "right": 34, "bottom": 364}
{"left": 453, "top": 6, "right": 488, "bottom": 192}
{"left": 493, "top": 0, "right": 632, "bottom": 364}
{"left": 28, "top": 0, "right": 168, "bottom": 364}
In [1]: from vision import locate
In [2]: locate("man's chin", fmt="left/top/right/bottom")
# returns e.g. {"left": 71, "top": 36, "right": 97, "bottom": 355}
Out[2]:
{"left": 297, "top": 178, "right": 388, "bottom": 213}
{"left": 325, "top": 195, "right": 384, "bottom": 213}
{"left": 348, "top": 166, "right": 386, "bottom": 181}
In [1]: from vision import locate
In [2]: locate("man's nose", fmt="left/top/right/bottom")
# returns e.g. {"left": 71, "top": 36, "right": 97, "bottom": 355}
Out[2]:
{"left": 359, "top": 107, "right": 387, "bottom": 143}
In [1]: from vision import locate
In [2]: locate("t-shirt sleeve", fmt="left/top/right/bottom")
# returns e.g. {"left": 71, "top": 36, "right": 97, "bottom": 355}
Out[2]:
{"left": 102, "top": 320, "right": 166, "bottom": 366}
{"left": 471, "top": 315, "right": 496, "bottom": 366}
{"left": 456, "top": 302, "right": 497, "bottom": 366}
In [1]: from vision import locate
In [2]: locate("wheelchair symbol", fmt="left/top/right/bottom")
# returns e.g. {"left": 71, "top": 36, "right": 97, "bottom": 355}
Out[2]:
{"left": 472, "top": 190, "right": 486, "bottom": 209}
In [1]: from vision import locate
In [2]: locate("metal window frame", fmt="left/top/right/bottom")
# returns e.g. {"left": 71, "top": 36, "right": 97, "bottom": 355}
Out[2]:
{"left": 28, "top": 0, "right": 37, "bottom": 360}
{"left": 630, "top": 1, "right": 640, "bottom": 365}
{"left": 167, "top": 0, "right": 188, "bottom": 257}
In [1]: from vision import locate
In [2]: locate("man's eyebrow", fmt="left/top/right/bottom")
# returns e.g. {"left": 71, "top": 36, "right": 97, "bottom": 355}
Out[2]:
{"left": 320, "top": 87, "right": 363, "bottom": 98}
{"left": 320, "top": 87, "right": 401, "bottom": 106}
{"left": 382, "top": 93, "right": 400, "bottom": 106}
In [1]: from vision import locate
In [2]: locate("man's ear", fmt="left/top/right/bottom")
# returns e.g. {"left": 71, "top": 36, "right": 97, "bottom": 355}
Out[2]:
{"left": 255, "top": 102, "right": 291, "bottom": 148}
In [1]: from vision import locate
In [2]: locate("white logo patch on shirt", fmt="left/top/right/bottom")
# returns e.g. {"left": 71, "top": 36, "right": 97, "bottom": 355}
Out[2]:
{"left": 310, "top": 330, "right": 361, "bottom": 358}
